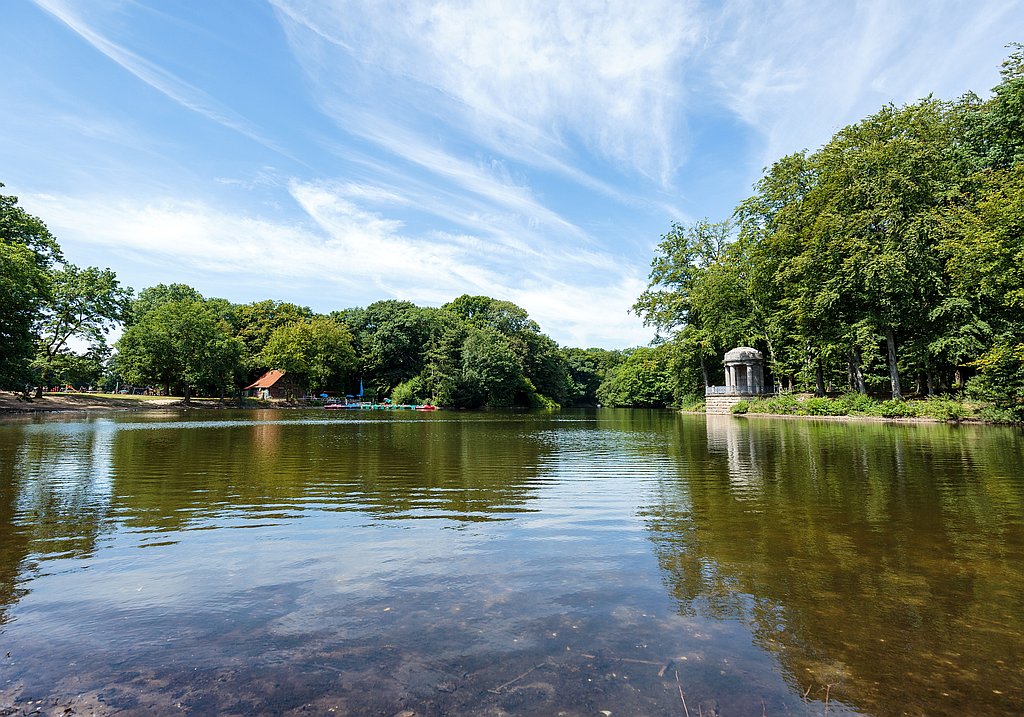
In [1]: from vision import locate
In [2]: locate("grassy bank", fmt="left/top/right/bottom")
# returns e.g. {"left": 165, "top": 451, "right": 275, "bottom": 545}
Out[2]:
{"left": 0, "top": 391, "right": 274, "bottom": 414}
{"left": 725, "top": 393, "right": 1018, "bottom": 423}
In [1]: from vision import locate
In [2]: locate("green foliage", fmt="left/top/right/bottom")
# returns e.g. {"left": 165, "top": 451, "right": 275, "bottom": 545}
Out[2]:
{"left": 918, "top": 396, "right": 969, "bottom": 421}
{"left": 675, "top": 393, "right": 705, "bottom": 412}
{"left": 630, "top": 49, "right": 1024, "bottom": 411}
{"left": 116, "top": 292, "right": 243, "bottom": 400}
{"left": 561, "top": 347, "right": 624, "bottom": 405}
{"left": 730, "top": 400, "right": 749, "bottom": 414}
{"left": 391, "top": 375, "right": 427, "bottom": 405}
{"left": 458, "top": 326, "right": 521, "bottom": 408}
{"left": 260, "top": 317, "right": 356, "bottom": 396}
{"left": 0, "top": 187, "right": 61, "bottom": 388}
{"left": 32, "top": 264, "right": 132, "bottom": 395}
{"left": 759, "top": 393, "right": 802, "bottom": 415}
{"left": 801, "top": 397, "right": 848, "bottom": 416}
{"left": 874, "top": 399, "right": 921, "bottom": 418}
{"left": 231, "top": 300, "right": 313, "bottom": 378}
{"left": 835, "top": 392, "right": 877, "bottom": 414}
{"left": 597, "top": 346, "right": 676, "bottom": 407}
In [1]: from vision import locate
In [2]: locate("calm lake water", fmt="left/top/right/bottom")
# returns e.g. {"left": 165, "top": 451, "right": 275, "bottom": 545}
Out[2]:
{"left": 0, "top": 409, "right": 1021, "bottom": 716}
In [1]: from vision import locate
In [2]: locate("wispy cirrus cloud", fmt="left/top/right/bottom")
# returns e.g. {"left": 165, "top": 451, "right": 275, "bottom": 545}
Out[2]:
{"left": 704, "top": 0, "right": 1022, "bottom": 169}
{"left": 270, "top": 0, "right": 700, "bottom": 187}
{"left": 23, "top": 187, "right": 654, "bottom": 346}
{"left": 30, "top": 0, "right": 290, "bottom": 158}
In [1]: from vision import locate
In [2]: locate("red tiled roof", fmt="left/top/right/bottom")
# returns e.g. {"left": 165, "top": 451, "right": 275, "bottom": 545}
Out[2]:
{"left": 244, "top": 369, "right": 287, "bottom": 390}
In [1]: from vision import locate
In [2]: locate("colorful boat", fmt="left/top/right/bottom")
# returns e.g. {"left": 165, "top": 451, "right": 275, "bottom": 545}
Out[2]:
{"left": 324, "top": 402, "right": 439, "bottom": 411}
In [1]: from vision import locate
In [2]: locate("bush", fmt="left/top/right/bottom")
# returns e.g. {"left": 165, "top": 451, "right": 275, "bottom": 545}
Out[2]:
{"left": 391, "top": 376, "right": 427, "bottom": 405}
{"left": 800, "top": 397, "right": 847, "bottom": 416}
{"left": 835, "top": 392, "right": 876, "bottom": 414}
{"left": 761, "top": 393, "right": 801, "bottom": 414}
{"left": 974, "top": 403, "right": 1021, "bottom": 424}
{"left": 873, "top": 399, "right": 920, "bottom": 418}
{"left": 731, "top": 400, "right": 750, "bottom": 414}
{"left": 676, "top": 393, "right": 706, "bottom": 412}
{"left": 919, "top": 396, "right": 969, "bottom": 421}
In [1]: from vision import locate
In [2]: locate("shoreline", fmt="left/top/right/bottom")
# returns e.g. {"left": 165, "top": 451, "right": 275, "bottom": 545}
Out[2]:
{"left": 680, "top": 409, "right": 1013, "bottom": 426}
{"left": 0, "top": 392, "right": 284, "bottom": 416}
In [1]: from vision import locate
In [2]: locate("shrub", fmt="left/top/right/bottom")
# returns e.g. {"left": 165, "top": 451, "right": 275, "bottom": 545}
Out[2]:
{"left": 802, "top": 397, "right": 849, "bottom": 416}
{"left": 731, "top": 400, "right": 750, "bottom": 414}
{"left": 873, "top": 399, "right": 920, "bottom": 418}
{"left": 974, "top": 403, "right": 1020, "bottom": 424}
{"left": 391, "top": 376, "right": 427, "bottom": 405}
{"left": 676, "top": 394, "right": 706, "bottom": 412}
{"left": 836, "top": 392, "right": 875, "bottom": 414}
{"left": 762, "top": 393, "right": 801, "bottom": 414}
{"left": 919, "top": 396, "right": 969, "bottom": 421}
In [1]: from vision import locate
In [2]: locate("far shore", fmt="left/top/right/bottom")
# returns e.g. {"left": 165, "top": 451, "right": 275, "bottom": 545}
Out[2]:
{"left": 680, "top": 409, "right": 985, "bottom": 425}
{"left": 0, "top": 391, "right": 278, "bottom": 415}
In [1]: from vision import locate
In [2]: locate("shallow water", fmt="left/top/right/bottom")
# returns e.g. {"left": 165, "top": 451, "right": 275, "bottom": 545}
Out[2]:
{"left": 0, "top": 409, "right": 1021, "bottom": 716}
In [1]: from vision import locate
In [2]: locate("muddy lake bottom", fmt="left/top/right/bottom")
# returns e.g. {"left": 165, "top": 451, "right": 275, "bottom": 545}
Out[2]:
{"left": 1, "top": 410, "right": 1021, "bottom": 716}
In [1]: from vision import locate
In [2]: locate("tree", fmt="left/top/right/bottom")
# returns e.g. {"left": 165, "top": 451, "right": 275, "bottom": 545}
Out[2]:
{"left": 596, "top": 346, "right": 676, "bottom": 407}
{"left": 340, "top": 300, "right": 436, "bottom": 396}
{"left": 458, "top": 326, "right": 521, "bottom": 408}
{"left": 32, "top": 265, "right": 131, "bottom": 397}
{"left": 116, "top": 297, "right": 242, "bottom": 402}
{"left": 259, "top": 317, "right": 356, "bottom": 396}
{"left": 561, "top": 347, "right": 623, "bottom": 405}
{"left": 0, "top": 186, "right": 61, "bottom": 388}
{"left": 633, "top": 220, "right": 733, "bottom": 387}
{"left": 230, "top": 299, "right": 313, "bottom": 379}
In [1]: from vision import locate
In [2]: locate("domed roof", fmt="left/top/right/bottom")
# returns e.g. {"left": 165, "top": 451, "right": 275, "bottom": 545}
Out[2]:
{"left": 724, "top": 346, "right": 763, "bottom": 363}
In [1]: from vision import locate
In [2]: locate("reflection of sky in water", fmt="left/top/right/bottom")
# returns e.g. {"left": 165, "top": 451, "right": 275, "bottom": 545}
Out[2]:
{"left": 0, "top": 411, "right": 1021, "bottom": 716}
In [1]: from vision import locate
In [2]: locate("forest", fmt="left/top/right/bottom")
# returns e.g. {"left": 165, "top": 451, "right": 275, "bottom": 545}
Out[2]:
{"left": 0, "top": 199, "right": 631, "bottom": 408}
{"left": 2, "top": 47, "right": 1022, "bottom": 416}
{"left": 634, "top": 46, "right": 1024, "bottom": 417}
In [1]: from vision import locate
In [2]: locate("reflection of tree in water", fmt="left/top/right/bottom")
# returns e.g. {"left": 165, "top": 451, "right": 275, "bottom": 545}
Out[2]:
{"left": 644, "top": 415, "right": 1024, "bottom": 716}
{"left": 0, "top": 420, "right": 114, "bottom": 626}
{"left": 107, "top": 414, "right": 557, "bottom": 532}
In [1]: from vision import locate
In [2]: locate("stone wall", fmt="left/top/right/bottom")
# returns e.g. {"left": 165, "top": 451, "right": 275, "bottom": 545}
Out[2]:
{"left": 705, "top": 395, "right": 746, "bottom": 415}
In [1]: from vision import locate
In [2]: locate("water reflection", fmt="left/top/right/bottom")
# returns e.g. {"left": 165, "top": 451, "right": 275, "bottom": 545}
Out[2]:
{"left": 645, "top": 415, "right": 1024, "bottom": 716}
{"left": 0, "top": 411, "right": 1021, "bottom": 716}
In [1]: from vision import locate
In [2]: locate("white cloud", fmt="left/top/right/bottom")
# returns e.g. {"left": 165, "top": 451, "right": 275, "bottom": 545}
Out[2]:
{"left": 22, "top": 188, "right": 653, "bottom": 348}
{"left": 270, "top": 0, "right": 701, "bottom": 185}
{"left": 31, "top": 0, "right": 289, "bottom": 158}
{"left": 704, "top": 0, "right": 1024, "bottom": 169}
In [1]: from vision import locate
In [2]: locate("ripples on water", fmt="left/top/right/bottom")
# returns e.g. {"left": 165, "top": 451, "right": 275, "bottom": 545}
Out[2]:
{"left": 0, "top": 409, "right": 1022, "bottom": 716}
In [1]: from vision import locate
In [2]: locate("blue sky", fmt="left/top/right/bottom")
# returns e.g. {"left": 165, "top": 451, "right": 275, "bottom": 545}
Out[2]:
{"left": 3, "top": 1, "right": 1022, "bottom": 348}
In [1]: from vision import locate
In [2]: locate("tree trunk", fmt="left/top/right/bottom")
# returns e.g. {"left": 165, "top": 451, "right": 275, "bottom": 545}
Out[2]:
{"left": 699, "top": 355, "right": 709, "bottom": 389}
{"left": 183, "top": 384, "right": 191, "bottom": 405}
{"left": 885, "top": 328, "right": 902, "bottom": 400}
{"left": 815, "top": 361, "right": 825, "bottom": 397}
{"left": 926, "top": 365, "right": 935, "bottom": 397}
{"left": 850, "top": 348, "right": 867, "bottom": 395}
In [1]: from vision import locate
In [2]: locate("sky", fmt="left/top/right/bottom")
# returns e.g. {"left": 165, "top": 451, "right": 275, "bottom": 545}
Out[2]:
{"left": 2, "top": 1, "right": 1022, "bottom": 348}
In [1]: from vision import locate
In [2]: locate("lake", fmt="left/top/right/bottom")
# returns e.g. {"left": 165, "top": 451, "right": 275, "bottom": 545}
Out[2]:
{"left": 0, "top": 409, "right": 1021, "bottom": 716}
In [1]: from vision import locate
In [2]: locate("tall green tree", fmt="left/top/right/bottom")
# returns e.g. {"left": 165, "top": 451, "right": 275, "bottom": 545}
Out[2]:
{"left": 0, "top": 187, "right": 61, "bottom": 388}
{"left": 32, "top": 265, "right": 131, "bottom": 397}
{"left": 116, "top": 296, "right": 242, "bottom": 402}
{"left": 230, "top": 299, "right": 313, "bottom": 379}
{"left": 259, "top": 317, "right": 356, "bottom": 396}
{"left": 633, "top": 220, "right": 733, "bottom": 387}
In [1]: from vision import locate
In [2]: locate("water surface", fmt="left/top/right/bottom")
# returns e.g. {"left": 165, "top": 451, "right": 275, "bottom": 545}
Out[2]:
{"left": 0, "top": 409, "right": 1021, "bottom": 715}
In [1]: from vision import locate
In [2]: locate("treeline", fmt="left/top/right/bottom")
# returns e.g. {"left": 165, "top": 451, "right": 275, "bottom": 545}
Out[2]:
{"left": 114, "top": 288, "right": 633, "bottom": 408}
{"left": 632, "top": 46, "right": 1024, "bottom": 416}
{"left": 2, "top": 192, "right": 661, "bottom": 407}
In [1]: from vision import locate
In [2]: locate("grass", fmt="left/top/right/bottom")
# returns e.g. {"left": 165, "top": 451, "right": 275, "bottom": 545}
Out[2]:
{"left": 724, "top": 392, "right": 1018, "bottom": 423}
